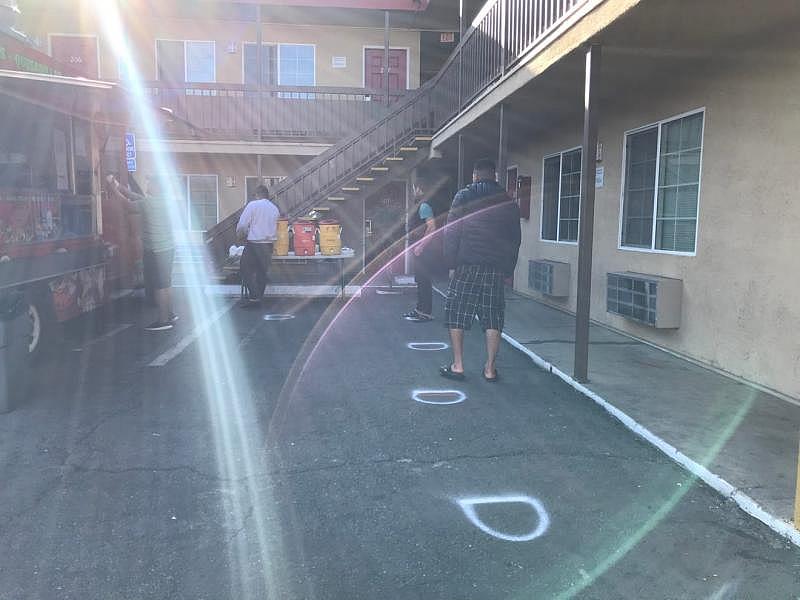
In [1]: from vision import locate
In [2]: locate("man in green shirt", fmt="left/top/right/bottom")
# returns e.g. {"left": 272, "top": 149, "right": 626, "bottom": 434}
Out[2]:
{"left": 107, "top": 175, "right": 177, "bottom": 331}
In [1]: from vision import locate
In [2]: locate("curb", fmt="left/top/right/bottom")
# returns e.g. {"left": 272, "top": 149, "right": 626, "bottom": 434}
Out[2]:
{"left": 432, "top": 285, "right": 800, "bottom": 546}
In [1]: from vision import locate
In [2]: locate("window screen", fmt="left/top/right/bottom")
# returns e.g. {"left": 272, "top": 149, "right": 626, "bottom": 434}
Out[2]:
{"left": 621, "top": 111, "right": 703, "bottom": 253}
{"left": 243, "top": 44, "right": 278, "bottom": 86}
{"left": 541, "top": 149, "right": 581, "bottom": 242}
{"left": 187, "top": 175, "right": 217, "bottom": 231}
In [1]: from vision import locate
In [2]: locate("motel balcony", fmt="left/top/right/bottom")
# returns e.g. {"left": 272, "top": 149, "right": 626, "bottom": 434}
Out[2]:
{"left": 142, "top": 81, "right": 407, "bottom": 144}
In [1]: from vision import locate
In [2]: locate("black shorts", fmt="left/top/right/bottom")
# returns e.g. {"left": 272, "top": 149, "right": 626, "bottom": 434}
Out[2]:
{"left": 143, "top": 249, "right": 174, "bottom": 290}
{"left": 444, "top": 265, "right": 506, "bottom": 331}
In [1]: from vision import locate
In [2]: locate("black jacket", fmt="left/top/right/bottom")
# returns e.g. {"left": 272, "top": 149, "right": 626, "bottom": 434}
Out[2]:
{"left": 443, "top": 180, "right": 522, "bottom": 275}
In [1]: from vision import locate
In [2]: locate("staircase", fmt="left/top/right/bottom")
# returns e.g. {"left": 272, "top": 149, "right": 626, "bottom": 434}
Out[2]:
{"left": 204, "top": 81, "right": 437, "bottom": 271}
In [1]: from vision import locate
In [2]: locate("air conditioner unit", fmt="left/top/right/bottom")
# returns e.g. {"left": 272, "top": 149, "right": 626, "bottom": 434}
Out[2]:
{"left": 606, "top": 272, "right": 682, "bottom": 328}
{"left": 528, "top": 259, "right": 570, "bottom": 297}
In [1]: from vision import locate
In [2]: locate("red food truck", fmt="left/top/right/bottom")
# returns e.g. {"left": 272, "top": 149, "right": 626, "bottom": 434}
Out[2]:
{"left": 0, "top": 30, "right": 143, "bottom": 356}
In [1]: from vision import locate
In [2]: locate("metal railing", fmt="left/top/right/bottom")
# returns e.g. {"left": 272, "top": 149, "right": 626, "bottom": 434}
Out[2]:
{"left": 145, "top": 82, "right": 406, "bottom": 141}
{"left": 205, "top": 0, "right": 591, "bottom": 259}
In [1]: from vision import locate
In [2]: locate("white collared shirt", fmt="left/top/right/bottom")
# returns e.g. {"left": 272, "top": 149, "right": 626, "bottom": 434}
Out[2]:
{"left": 236, "top": 198, "right": 280, "bottom": 242}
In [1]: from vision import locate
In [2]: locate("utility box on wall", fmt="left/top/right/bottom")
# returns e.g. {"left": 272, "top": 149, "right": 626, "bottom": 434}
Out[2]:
{"left": 606, "top": 272, "right": 683, "bottom": 328}
{"left": 529, "top": 259, "right": 570, "bottom": 297}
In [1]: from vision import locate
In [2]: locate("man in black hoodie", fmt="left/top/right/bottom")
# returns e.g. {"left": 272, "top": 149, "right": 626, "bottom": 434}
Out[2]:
{"left": 439, "top": 159, "right": 521, "bottom": 382}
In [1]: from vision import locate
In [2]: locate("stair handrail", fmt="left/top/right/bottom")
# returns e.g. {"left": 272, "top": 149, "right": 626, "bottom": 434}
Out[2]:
{"left": 203, "top": 77, "right": 437, "bottom": 247}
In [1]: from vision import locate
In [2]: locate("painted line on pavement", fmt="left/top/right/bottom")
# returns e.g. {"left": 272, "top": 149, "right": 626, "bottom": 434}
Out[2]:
{"left": 407, "top": 342, "right": 449, "bottom": 351}
{"left": 148, "top": 301, "right": 235, "bottom": 368}
{"left": 432, "top": 285, "right": 800, "bottom": 547}
{"left": 174, "top": 284, "right": 362, "bottom": 298}
{"left": 412, "top": 390, "right": 466, "bottom": 405}
{"left": 455, "top": 495, "right": 550, "bottom": 542}
{"left": 73, "top": 323, "right": 133, "bottom": 351}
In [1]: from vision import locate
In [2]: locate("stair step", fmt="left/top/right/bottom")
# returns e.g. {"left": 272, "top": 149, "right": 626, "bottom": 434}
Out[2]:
{"left": 356, "top": 176, "right": 375, "bottom": 182}
{"left": 371, "top": 166, "right": 390, "bottom": 172}
{"left": 399, "top": 146, "right": 418, "bottom": 152}
{"left": 414, "top": 136, "right": 433, "bottom": 142}
{"left": 328, "top": 196, "right": 346, "bottom": 201}
{"left": 312, "top": 207, "right": 331, "bottom": 212}
{"left": 385, "top": 157, "right": 404, "bottom": 162}
{"left": 342, "top": 186, "right": 360, "bottom": 191}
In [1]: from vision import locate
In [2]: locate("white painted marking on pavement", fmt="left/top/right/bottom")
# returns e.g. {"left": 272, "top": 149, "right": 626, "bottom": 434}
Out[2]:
{"left": 412, "top": 390, "right": 466, "bottom": 405}
{"left": 407, "top": 342, "right": 449, "bottom": 351}
{"left": 455, "top": 495, "right": 550, "bottom": 542}
{"left": 262, "top": 314, "right": 295, "bottom": 321}
{"left": 148, "top": 302, "right": 234, "bottom": 367}
{"left": 73, "top": 323, "right": 133, "bottom": 351}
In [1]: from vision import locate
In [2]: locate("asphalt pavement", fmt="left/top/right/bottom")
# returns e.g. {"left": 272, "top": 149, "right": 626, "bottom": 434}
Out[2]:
{"left": 0, "top": 288, "right": 798, "bottom": 599}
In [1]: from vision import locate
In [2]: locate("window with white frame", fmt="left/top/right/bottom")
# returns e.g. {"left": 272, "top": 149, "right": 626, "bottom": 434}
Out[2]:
{"left": 173, "top": 175, "right": 218, "bottom": 231}
{"left": 156, "top": 40, "right": 215, "bottom": 84}
{"left": 621, "top": 110, "right": 704, "bottom": 253}
{"left": 541, "top": 148, "right": 581, "bottom": 243}
{"left": 278, "top": 44, "right": 315, "bottom": 86}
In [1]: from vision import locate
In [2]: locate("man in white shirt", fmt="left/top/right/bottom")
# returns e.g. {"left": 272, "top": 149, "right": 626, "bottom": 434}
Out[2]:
{"left": 236, "top": 185, "right": 280, "bottom": 307}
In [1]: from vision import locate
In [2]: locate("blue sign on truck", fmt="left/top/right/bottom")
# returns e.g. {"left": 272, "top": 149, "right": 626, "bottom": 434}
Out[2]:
{"left": 125, "top": 132, "right": 136, "bottom": 172}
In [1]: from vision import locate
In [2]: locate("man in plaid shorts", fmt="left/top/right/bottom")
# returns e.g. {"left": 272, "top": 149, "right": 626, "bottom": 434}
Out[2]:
{"left": 439, "top": 159, "right": 521, "bottom": 382}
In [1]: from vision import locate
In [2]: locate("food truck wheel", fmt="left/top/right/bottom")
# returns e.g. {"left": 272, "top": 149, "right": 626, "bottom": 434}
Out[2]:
{"left": 25, "top": 290, "right": 56, "bottom": 359}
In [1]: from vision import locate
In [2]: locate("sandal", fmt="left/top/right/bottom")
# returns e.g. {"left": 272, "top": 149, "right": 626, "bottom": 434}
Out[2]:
{"left": 439, "top": 365, "right": 466, "bottom": 381}
{"left": 483, "top": 369, "right": 499, "bottom": 383}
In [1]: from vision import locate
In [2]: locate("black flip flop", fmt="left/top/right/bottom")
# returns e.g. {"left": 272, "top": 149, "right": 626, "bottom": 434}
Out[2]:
{"left": 483, "top": 369, "right": 499, "bottom": 383}
{"left": 439, "top": 365, "right": 466, "bottom": 381}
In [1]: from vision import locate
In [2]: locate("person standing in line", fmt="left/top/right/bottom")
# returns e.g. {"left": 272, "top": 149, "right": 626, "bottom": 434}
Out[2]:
{"left": 403, "top": 171, "right": 439, "bottom": 322}
{"left": 236, "top": 185, "right": 279, "bottom": 308}
{"left": 439, "top": 158, "right": 521, "bottom": 382}
{"left": 107, "top": 174, "right": 177, "bottom": 331}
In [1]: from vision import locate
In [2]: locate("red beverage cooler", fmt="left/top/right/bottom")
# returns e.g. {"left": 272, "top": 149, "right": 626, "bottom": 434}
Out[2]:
{"left": 291, "top": 221, "right": 316, "bottom": 256}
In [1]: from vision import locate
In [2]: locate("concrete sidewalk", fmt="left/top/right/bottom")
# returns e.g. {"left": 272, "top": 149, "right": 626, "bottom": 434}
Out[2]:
{"left": 438, "top": 284, "right": 800, "bottom": 542}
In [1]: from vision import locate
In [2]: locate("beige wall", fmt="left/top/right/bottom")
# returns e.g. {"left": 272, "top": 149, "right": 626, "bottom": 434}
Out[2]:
{"left": 21, "top": 5, "right": 421, "bottom": 88}
{"left": 508, "top": 48, "right": 800, "bottom": 399}
{"left": 134, "top": 152, "right": 310, "bottom": 225}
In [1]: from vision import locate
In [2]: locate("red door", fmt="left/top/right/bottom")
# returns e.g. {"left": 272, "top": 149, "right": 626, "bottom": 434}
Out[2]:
{"left": 50, "top": 35, "right": 99, "bottom": 79}
{"left": 364, "top": 48, "right": 407, "bottom": 98}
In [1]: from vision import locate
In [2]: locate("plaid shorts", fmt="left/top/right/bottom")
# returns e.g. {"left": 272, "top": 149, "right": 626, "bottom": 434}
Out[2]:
{"left": 444, "top": 265, "right": 506, "bottom": 331}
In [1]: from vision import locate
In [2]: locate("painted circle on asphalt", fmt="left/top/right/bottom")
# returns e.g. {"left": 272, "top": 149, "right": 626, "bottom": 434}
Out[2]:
{"left": 412, "top": 390, "right": 466, "bottom": 405}
{"left": 262, "top": 314, "right": 295, "bottom": 321}
{"left": 455, "top": 495, "right": 550, "bottom": 542}
{"left": 407, "top": 342, "right": 450, "bottom": 351}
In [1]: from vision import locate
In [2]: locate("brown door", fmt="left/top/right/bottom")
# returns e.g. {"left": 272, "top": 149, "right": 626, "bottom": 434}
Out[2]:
{"left": 364, "top": 48, "right": 407, "bottom": 96}
{"left": 50, "top": 35, "right": 99, "bottom": 78}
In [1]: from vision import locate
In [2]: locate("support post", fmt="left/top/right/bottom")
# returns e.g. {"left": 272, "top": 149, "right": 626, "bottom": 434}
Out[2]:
{"left": 573, "top": 44, "right": 601, "bottom": 384}
{"left": 256, "top": 3, "right": 263, "bottom": 177}
{"left": 404, "top": 176, "right": 412, "bottom": 275}
{"left": 384, "top": 10, "right": 391, "bottom": 107}
{"left": 497, "top": 103, "right": 509, "bottom": 188}
{"left": 457, "top": 134, "right": 465, "bottom": 189}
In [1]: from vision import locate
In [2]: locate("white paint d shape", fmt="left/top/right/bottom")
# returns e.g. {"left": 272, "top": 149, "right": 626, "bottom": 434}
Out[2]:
{"left": 262, "top": 314, "right": 295, "bottom": 321}
{"left": 412, "top": 390, "right": 466, "bottom": 405}
{"left": 406, "top": 342, "right": 450, "bottom": 351}
{"left": 456, "top": 495, "right": 550, "bottom": 542}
